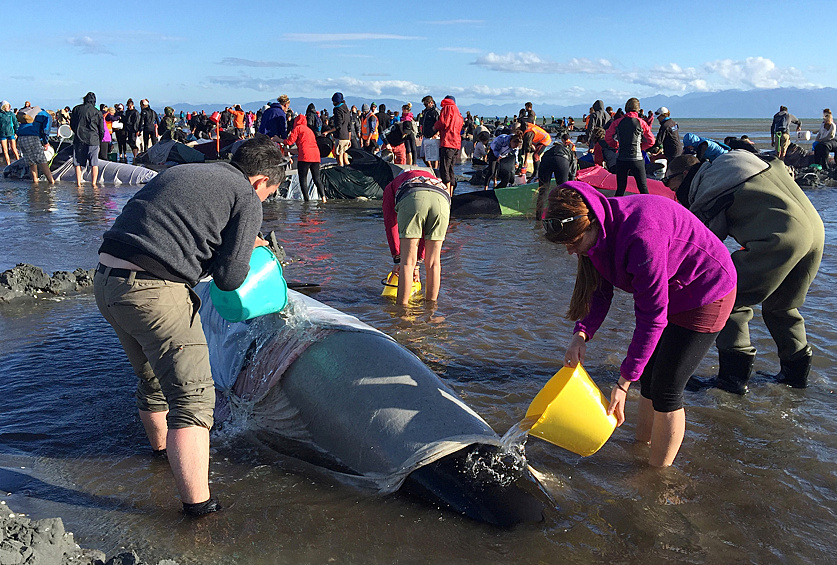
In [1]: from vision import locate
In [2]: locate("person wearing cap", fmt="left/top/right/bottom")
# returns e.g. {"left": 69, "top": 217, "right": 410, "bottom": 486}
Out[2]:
{"left": 0, "top": 100, "right": 20, "bottom": 166}
{"left": 70, "top": 92, "right": 104, "bottom": 187}
{"left": 360, "top": 104, "right": 379, "bottom": 151}
{"left": 545, "top": 183, "right": 736, "bottom": 467}
{"left": 434, "top": 95, "right": 464, "bottom": 195}
{"left": 604, "top": 97, "right": 656, "bottom": 197}
{"left": 325, "top": 92, "right": 351, "bottom": 166}
{"left": 16, "top": 105, "right": 55, "bottom": 184}
{"left": 258, "top": 95, "right": 290, "bottom": 141}
{"left": 649, "top": 107, "right": 683, "bottom": 162}
{"left": 665, "top": 152, "right": 823, "bottom": 395}
{"left": 94, "top": 137, "right": 285, "bottom": 516}
{"left": 137, "top": 99, "right": 159, "bottom": 150}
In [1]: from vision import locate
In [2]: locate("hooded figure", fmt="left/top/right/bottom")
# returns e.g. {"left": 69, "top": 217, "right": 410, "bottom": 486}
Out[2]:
{"left": 70, "top": 92, "right": 105, "bottom": 147}
{"left": 159, "top": 106, "right": 178, "bottom": 139}
{"left": 670, "top": 151, "right": 824, "bottom": 393}
{"left": 586, "top": 100, "right": 609, "bottom": 140}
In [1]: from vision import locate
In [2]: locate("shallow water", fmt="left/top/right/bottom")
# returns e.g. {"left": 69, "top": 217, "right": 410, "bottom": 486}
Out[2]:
{"left": 0, "top": 135, "right": 835, "bottom": 563}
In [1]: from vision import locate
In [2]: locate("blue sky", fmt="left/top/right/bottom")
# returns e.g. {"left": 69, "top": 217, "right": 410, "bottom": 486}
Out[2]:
{"left": 5, "top": 0, "right": 830, "bottom": 111}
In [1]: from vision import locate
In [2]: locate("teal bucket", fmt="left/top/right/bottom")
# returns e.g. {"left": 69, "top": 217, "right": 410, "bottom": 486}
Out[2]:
{"left": 209, "top": 246, "right": 288, "bottom": 322}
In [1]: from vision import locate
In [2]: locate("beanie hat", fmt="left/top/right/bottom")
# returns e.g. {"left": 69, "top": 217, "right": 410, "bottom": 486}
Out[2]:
{"left": 361, "top": 103, "right": 370, "bottom": 112}
{"left": 444, "top": 95, "right": 456, "bottom": 103}
{"left": 332, "top": 92, "right": 344, "bottom": 105}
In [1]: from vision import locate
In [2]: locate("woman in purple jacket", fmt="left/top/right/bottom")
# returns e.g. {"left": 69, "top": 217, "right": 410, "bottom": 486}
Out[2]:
{"left": 543, "top": 182, "right": 737, "bottom": 467}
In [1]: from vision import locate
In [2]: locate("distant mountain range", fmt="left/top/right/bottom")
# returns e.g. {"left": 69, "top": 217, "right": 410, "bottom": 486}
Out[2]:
{"left": 167, "top": 87, "right": 835, "bottom": 120}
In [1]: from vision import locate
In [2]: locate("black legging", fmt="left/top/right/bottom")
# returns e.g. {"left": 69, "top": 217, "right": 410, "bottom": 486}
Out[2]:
{"left": 639, "top": 322, "right": 719, "bottom": 413}
{"left": 814, "top": 139, "right": 837, "bottom": 167}
{"left": 297, "top": 161, "right": 325, "bottom": 201}
{"left": 403, "top": 132, "right": 417, "bottom": 164}
{"left": 537, "top": 150, "right": 572, "bottom": 217}
{"left": 615, "top": 159, "right": 647, "bottom": 196}
{"left": 142, "top": 130, "right": 158, "bottom": 149}
{"left": 115, "top": 132, "right": 128, "bottom": 156}
{"left": 484, "top": 150, "right": 515, "bottom": 188}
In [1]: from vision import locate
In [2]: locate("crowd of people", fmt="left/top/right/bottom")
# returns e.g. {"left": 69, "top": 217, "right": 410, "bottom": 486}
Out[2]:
{"left": 2, "top": 90, "right": 827, "bottom": 496}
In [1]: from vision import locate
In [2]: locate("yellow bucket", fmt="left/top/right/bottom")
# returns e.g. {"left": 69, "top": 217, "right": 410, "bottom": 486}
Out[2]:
{"left": 381, "top": 271, "right": 421, "bottom": 299}
{"left": 524, "top": 364, "right": 617, "bottom": 456}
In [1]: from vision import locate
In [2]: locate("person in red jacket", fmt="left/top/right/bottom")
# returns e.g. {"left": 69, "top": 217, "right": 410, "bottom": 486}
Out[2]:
{"left": 434, "top": 95, "right": 464, "bottom": 195}
{"left": 286, "top": 114, "right": 326, "bottom": 202}
{"left": 604, "top": 97, "right": 655, "bottom": 196}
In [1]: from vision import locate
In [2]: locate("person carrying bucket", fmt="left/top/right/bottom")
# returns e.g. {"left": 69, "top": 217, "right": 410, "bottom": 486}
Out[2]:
{"left": 542, "top": 182, "right": 736, "bottom": 467}
{"left": 93, "top": 137, "right": 285, "bottom": 515}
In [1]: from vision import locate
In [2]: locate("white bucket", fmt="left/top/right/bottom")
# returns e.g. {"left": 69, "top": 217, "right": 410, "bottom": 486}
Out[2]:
{"left": 798, "top": 130, "right": 811, "bottom": 141}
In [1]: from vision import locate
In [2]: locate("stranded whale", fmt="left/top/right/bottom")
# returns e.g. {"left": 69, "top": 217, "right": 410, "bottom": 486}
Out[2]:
{"left": 196, "top": 284, "right": 549, "bottom": 526}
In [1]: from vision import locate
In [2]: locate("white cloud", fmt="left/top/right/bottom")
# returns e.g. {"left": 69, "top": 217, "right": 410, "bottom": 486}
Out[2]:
{"left": 283, "top": 33, "right": 424, "bottom": 42}
{"left": 219, "top": 57, "right": 300, "bottom": 68}
{"left": 472, "top": 52, "right": 616, "bottom": 74}
{"left": 67, "top": 36, "right": 113, "bottom": 55}
{"left": 702, "top": 57, "right": 811, "bottom": 89}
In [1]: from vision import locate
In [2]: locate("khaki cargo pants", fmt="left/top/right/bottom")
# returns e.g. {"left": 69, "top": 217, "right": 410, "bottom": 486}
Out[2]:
{"left": 94, "top": 269, "right": 215, "bottom": 429}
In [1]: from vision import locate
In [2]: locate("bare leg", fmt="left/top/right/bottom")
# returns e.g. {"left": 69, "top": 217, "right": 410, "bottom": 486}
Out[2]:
{"left": 649, "top": 408, "right": 685, "bottom": 467}
{"left": 38, "top": 164, "right": 55, "bottom": 184}
{"left": 139, "top": 409, "right": 168, "bottom": 450}
{"left": 423, "top": 239, "right": 444, "bottom": 302}
{"left": 1, "top": 139, "right": 9, "bottom": 165}
{"left": 397, "top": 238, "right": 420, "bottom": 306}
{"left": 167, "top": 426, "right": 211, "bottom": 504}
{"left": 91, "top": 165, "right": 99, "bottom": 187}
{"left": 10, "top": 139, "right": 19, "bottom": 160}
{"left": 29, "top": 165, "right": 40, "bottom": 183}
{"left": 636, "top": 396, "right": 654, "bottom": 444}
{"left": 74, "top": 165, "right": 84, "bottom": 186}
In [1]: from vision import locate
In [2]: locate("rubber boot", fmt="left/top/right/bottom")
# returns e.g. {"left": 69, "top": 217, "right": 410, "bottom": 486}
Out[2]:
{"left": 774, "top": 345, "right": 812, "bottom": 389}
{"left": 714, "top": 349, "right": 756, "bottom": 395}
{"left": 686, "top": 350, "right": 755, "bottom": 395}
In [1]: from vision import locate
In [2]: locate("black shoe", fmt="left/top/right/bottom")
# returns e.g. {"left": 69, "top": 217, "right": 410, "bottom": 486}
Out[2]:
{"left": 774, "top": 345, "right": 812, "bottom": 388}
{"left": 152, "top": 448, "right": 168, "bottom": 460}
{"left": 183, "top": 496, "right": 221, "bottom": 517}
{"left": 686, "top": 350, "right": 755, "bottom": 395}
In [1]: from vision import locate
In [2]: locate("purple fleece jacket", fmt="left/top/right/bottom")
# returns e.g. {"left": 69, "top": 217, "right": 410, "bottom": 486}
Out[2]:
{"left": 568, "top": 182, "right": 736, "bottom": 381}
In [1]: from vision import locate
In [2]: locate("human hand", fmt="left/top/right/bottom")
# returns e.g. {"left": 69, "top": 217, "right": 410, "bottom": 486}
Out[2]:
{"left": 564, "top": 332, "right": 587, "bottom": 367}
{"left": 254, "top": 236, "right": 269, "bottom": 248}
{"left": 607, "top": 380, "right": 629, "bottom": 426}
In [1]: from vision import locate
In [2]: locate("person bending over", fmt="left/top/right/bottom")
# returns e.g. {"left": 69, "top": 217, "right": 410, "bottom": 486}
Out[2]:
{"left": 545, "top": 182, "right": 736, "bottom": 467}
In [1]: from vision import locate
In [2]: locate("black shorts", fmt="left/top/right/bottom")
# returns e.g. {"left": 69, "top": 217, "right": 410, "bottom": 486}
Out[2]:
{"left": 72, "top": 143, "right": 99, "bottom": 168}
{"left": 439, "top": 146, "right": 458, "bottom": 185}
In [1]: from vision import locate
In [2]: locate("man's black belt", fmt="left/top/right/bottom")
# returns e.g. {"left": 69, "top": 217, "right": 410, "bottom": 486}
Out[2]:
{"left": 96, "top": 263, "right": 160, "bottom": 280}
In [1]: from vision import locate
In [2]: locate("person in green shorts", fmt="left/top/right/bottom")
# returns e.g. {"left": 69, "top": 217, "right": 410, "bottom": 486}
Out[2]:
{"left": 383, "top": 170, "right": 451, "bottom": 305}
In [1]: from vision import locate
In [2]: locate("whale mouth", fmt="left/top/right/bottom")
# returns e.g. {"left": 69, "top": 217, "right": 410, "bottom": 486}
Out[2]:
{"left": 400, "top": 444, "right": 550, "bottom": 527}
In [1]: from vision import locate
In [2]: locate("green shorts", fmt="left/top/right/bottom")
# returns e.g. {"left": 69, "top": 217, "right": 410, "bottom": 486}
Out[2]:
{"left": 396, "top": 190, "right": 450, "bottom": 240}
{"left": 94, "top": 269, "right": 215, "bottom": 430}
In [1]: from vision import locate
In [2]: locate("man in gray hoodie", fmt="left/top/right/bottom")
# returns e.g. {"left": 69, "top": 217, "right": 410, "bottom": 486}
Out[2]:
{"left": 94, "top": 137, "right": 286, "bottom": 516}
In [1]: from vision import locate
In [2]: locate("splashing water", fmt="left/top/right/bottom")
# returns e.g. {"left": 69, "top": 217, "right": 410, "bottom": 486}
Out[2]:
{"left": 461, "top": 416, "right": 540, "bottom": 487}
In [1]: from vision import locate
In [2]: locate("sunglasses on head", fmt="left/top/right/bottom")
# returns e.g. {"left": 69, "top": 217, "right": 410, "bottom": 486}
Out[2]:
{"left": 542, "top": 214, "right": 587, "bottom": 234}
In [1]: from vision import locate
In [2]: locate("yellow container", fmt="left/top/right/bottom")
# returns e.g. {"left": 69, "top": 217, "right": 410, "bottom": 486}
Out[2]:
{"left": 381, "top": 271, "right": 421, "bottom": 299}
{"left": 525, "top": 364, "right": 617, "bottom": 456}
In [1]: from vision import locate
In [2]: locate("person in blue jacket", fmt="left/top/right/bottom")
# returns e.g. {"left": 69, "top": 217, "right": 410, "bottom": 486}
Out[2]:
{"left": 682, "top": 133, "right": 729, "bottom": 162}
{"left": 258, "top": 95, "right": 290, "bottom": 141}
{"left": 17, "top": 107, "right": 55, "bottom": 184}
